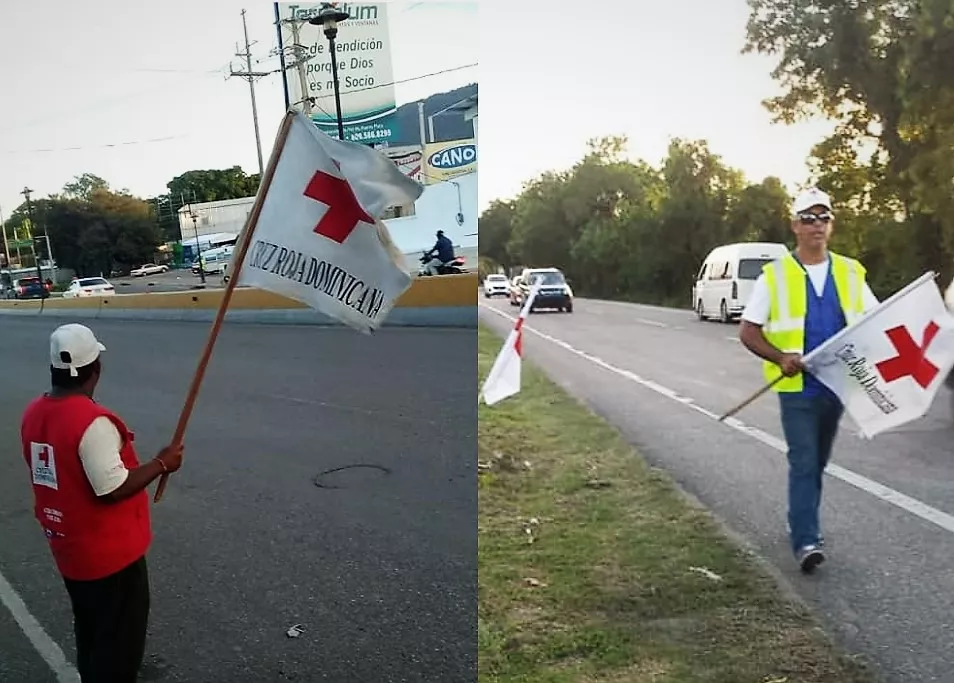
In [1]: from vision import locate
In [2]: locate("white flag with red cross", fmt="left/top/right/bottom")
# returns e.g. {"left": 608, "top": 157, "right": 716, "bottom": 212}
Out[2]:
{"left": 236, "top": 111, "right": 423, "bottom": 334}
{"left": 803, "top": 272, "right": 954, "bottom": 438}
{"left": 481, "top": 285, "right": 540, "bottom": 406}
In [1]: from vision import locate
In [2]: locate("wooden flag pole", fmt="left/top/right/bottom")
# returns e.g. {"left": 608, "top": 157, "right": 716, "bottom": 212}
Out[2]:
{"left": 718, "top": 374, "right": 784, "bottom": 422}
{"left": 153, "top": 111, "right": 296, "bottom": 503}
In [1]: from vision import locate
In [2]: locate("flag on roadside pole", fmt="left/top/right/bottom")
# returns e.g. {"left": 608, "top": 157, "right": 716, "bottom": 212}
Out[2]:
{"left": 152, "top": 110, "right": 425, "bottom": 503}
{"left": 236, "top": 110, "right": 424, "bottom": 333}
{"left": 802, "top": 272, "right": 954, "bottom": 438}
{"left": 481, "top": 285, "right": 540, "bottom": 406}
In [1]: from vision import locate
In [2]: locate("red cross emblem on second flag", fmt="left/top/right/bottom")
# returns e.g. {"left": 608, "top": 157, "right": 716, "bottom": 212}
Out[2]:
{"left": 874, "top": 321, "right": 941, "bottom": 389}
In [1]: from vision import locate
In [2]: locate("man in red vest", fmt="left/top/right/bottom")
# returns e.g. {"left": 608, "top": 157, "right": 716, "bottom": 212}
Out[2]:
{"left": 20, "top": 323, "right": 184, "bottom": 683}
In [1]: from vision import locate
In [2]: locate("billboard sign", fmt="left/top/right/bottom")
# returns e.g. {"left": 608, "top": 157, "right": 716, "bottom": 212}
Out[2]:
{"left": 423, "top": 138, "right": 477, "bottom": 184}
{"left": 275, "top": 3, "right": 398, "bottom": 144}
{"left": 387, "top": 149, "right": 422, "bottom": 183}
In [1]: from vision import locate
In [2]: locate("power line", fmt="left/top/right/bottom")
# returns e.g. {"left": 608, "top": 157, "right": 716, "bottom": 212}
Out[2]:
{"left": 0, "top": 134, "right": 190, "bottom": 155}
{"left": 125, "top": 66, "right": 230, "bottom": 74}
{"left": 308, "top": 63, "right": 477, "bottom": 101}
{"left": 0, "top": 65, "right": 476, "bottom": 156}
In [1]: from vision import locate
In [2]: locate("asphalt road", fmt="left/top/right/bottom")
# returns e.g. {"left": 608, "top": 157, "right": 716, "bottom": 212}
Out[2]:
{"left": 480, "top": 294, "right": 954, "bottom": 683}
{"left": 0, "top": 319, "right": 475, "bottom": 683}
{"left": 109, "top": 269, "right": 215, "bottom": 294}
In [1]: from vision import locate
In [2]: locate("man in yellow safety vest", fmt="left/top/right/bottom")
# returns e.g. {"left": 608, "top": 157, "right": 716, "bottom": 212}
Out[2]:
{"left": 739, "top": 187, "right": 880, "bottom": 573}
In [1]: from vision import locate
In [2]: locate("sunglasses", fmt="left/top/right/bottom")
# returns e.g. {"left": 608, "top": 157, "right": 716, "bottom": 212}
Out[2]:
{"left": 797, "top": 212, "right": 833, "bottom": 225}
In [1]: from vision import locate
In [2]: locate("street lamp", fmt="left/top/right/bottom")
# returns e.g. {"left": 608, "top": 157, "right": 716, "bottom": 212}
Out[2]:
{"left": 190, "top": 211, "right": 206, "bottom": 284}
{"left": 308, "top": 3, "right": 350, "bottom": 140}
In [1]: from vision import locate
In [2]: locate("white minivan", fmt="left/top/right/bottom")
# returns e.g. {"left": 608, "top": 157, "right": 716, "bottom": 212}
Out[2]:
{"left": 692, "top": 242, "right": 789, "bottom": 322}
{"left": 199, "top": 245, "right": 234, "bottom": 275}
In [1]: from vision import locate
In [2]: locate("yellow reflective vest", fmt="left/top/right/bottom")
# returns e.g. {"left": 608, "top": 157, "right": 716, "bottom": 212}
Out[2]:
{"left": 762, "top": 251, "right": 867, "bottom": 392}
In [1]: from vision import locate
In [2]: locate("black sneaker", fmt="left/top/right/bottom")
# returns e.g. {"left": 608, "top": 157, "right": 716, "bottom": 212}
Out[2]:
{"left": 796, "top": 545, "right": 825, "bottom": 573}
{"left": 786, "top": 522, "right": 825, "bottom": 548}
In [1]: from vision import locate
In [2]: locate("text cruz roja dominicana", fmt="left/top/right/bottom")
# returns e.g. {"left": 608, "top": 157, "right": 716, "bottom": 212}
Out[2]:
{"left": 247, "top": 239, "right": 386, "bottom": 321}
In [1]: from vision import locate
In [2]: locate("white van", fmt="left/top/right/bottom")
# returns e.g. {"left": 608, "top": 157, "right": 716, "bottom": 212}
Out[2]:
{"left": 692, "top": 242, "right": 789, "bottom": 322}
{"left": 199, "top": 245, "right": 234, "bottom": 275}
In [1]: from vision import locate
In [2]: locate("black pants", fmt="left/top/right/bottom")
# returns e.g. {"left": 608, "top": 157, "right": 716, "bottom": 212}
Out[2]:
{"left": 63, "top": 555, "right": 150, "bottom": 683}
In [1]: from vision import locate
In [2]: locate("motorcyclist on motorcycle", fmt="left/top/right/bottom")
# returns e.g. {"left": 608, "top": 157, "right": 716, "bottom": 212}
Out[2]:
{"left": 422, "top": 230, "right": 456, "bottom": 276}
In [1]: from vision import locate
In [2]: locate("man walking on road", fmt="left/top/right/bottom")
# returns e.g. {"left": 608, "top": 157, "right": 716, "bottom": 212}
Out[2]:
{"left": 19, "top": 323, "right": 184, "bottom": 682}
{"left": 739, "top": 188, "right": 879, "bottom": 573}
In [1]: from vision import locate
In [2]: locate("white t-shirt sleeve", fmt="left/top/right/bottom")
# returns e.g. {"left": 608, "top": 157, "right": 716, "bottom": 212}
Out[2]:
{"left": 741, "top": 273, "right": 771, "bottom": 326}
{"left": 862, "top": 282, "right": 880, "bottom": 313}
{"left": 945, "top": 278, "right": 954, "bottom": 312}
{"left": 78, "top": 416, "right": 130, "bottom": 497}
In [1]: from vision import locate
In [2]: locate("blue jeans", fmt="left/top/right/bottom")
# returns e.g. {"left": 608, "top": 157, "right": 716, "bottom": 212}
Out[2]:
{"left": 778, "top": 393, "right": 843, "bottom": 554}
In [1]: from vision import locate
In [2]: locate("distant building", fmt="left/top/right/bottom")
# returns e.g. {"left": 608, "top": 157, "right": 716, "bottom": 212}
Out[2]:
{"left": 177, "top": 231, "right": 239, "bottom": 263}
{"left": 386, "top": 171, "right": 477, "bottom": 271}
{"left": 177, "top": 197, "right": 254, "bottom": 242}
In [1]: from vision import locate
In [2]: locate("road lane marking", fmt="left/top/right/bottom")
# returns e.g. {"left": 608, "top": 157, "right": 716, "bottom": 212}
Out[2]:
{"left": 0, "top": 569, "right": 79, "bottom": 682}
{"left": 480, "top": 303, "right": 954, "bottom": 536}
{"left": 634, "top": 317, "right": 668, "bottom": 328}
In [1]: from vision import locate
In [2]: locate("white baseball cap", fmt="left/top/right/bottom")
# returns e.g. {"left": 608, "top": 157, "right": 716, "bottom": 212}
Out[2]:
{"left": 793, "top": 187, "right": 833, "bottom": 215}
{"left": 50, "top": 324, "right": 106, "bottom": 377}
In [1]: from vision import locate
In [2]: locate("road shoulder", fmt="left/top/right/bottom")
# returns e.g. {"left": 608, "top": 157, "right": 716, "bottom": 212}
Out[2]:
{"left": 478, "top": 325, "right": 874, "bottom": 682}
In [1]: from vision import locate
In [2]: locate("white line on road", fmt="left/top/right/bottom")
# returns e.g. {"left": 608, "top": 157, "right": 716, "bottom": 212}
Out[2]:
{"left": 0, "top": 569, "right": 79, "bottom": 682}
{"left": 634, "top": 317, "right": 668, "bottom": 328}
{"left": 480, "top": 303, "right": 954, "bottom": 536}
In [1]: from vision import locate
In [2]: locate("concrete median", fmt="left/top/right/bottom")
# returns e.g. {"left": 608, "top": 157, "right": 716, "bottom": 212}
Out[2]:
{"left": 0, "top": 273, "right": 477, "bottom": 328}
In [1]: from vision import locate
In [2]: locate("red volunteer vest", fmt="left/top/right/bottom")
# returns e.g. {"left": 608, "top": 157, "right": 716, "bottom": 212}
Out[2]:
{"left": 20, "top": 394, "right": 152, "bottom": 581}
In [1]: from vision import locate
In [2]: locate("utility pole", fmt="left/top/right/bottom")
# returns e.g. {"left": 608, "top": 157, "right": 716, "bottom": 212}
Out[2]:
{"left": 183, "top": 191, "right": 206, "bottom": 285}
{"left": 0, "top": 203, "right": 9, "bottom": 271}
{"left": 276, "top": 16, "right": 315, "bottom": 117}
{"left": 229, "top": 9, "right": 268, "bottom": 176}
{"left": 289, "top": 19, "right": 313, "bottom": 117}
{"left": 21, "top": 187, "right": 48, "bottom": 295}
{"left": 417, "top": 101, "right": 427, "bottom": 147}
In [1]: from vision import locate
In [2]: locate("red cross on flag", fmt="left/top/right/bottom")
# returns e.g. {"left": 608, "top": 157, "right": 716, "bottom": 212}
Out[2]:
{"left": 481, "top": 285, "right": 540, "bottom": 406}
{"left": 802, "top": 271, "right": 954, "bottom": 438}
{"left": 235, "top": 110, "right": 424, "bottom": 333}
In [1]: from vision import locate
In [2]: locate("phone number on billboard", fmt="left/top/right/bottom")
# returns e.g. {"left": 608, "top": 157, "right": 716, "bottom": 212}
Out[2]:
{"left": 349, "top": 129, "right": 392, "bottom": 142}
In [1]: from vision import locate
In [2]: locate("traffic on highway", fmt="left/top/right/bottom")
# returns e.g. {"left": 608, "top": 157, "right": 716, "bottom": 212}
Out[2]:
{"left": 479, "top": 254, "right": 954, "bottom": 681}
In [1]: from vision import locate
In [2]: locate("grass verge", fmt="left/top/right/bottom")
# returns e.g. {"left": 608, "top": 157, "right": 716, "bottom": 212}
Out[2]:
{"left": 477, "top": 325, "right": 874, "bottom": 683}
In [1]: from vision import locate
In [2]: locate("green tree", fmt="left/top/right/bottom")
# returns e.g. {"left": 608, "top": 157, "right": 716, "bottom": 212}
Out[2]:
{"left": 728, "top": 177, "right": 792, "bottom": 245}
{"left": 506, "top": 171, "right": 571, "bottom": 268}
{"left": 743, "top": 0, "right": 952, "bottom": 279}
{"left": 652, "top": 139, "right": 745, "bottom": 300}
{"left": 477, "top": 199, "right": 516, "bottom": 270}
{"left": 5, "top": 181, "right": 162, "bottom": 277}
{"left": 166, "top": 166, "right": 261, "bottom": 204}
{"left": 61, "top": 173, "right": 110, "bottom": 201}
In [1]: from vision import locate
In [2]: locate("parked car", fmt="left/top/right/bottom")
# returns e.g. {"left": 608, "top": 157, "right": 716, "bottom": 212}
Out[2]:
{"left": 62, "top": 277, "right": 115, "bottom": 298}
{"left": 692, "top": 242, "right": 789, "bottom": 322}
{"left": 483, "top": 273, "right": 510, "bottom": 298}
{"left": 130, "top": 263, "right": 168, "bottom": 277}
{"left": 5, "top": 276, "right": 49, "bottom": 300}
{"left": 512, "top": 267, "right": 574, "bottom": 313}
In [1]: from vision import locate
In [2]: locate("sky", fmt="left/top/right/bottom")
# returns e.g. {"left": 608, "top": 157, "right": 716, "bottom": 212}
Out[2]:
{"left": 0, "top": 1, "right": 477, "bottom": 219}
{"left": 477, "top": 0, "right": 838, "bottom": 212}
{"left": 0, "top": 1, "right": 841, "bottom": 224}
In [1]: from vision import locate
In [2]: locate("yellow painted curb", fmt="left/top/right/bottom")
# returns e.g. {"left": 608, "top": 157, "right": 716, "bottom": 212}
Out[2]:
{"left": 0, "top": 273, "right": 478, "bottom": 312}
